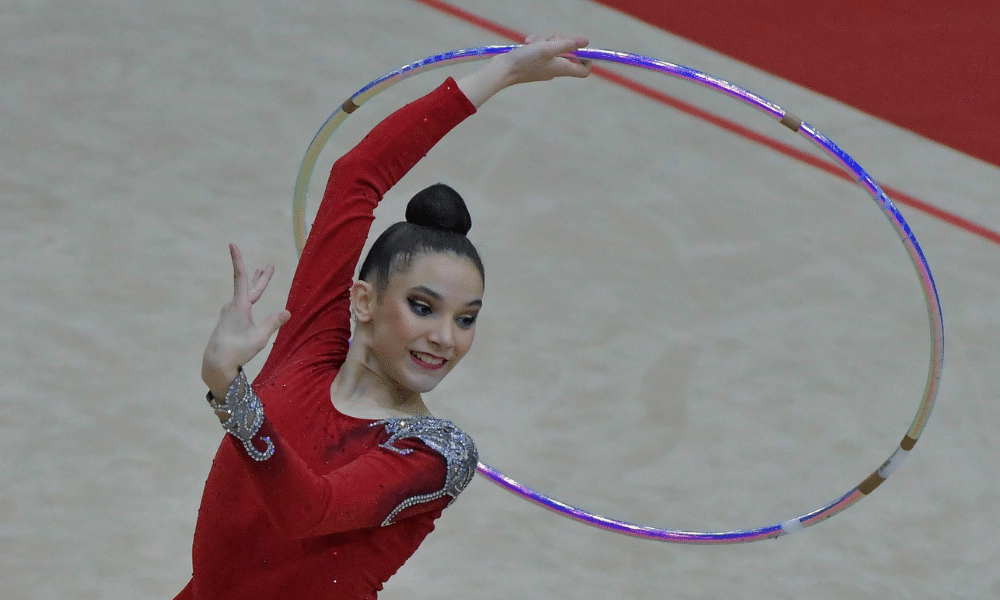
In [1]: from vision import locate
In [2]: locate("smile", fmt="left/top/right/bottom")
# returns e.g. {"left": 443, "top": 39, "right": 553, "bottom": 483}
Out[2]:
{"left": 411, "top": 351, "right": 447, "bottom": 370}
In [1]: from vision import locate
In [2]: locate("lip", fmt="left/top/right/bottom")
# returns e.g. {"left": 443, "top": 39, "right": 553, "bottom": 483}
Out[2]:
{"left": 410, "top": 350, "right": 447, "bottom": 371}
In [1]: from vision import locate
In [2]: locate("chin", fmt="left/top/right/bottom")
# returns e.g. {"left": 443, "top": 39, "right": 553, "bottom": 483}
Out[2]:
{"left": 385, "top": 367, "right": 440, "bottom": 395}
{"left": 399, "top": 356, "right": 456, "bottom": 393}
{"left": 406, "top": 373, "right": 447, "bottom": 394}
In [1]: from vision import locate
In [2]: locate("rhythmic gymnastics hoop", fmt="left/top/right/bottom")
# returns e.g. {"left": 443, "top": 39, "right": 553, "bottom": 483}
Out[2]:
{"left": 292, "top": 46, "right": 944, "bottom": 544}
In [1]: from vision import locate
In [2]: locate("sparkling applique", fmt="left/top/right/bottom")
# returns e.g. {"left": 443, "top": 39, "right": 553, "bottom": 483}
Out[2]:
{"left": 207, "top": 368, "right": 274, "bottom": 461}
{"left": 371, "top": 417, "right": 478, "bottom": 526}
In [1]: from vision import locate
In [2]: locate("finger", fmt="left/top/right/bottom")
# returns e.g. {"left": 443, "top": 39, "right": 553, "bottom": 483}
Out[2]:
{"left": 248, "top": 264, "right": 276, "bottom": 304}
{"left": 248, "top": 268, "right": 262, "bottom": 296}
{"left": 524, "top": 34, "right": 540, "bottom": 44}
{"left": 547, "top": 36, "right": 588, "bottom": 56}
{"left": 230, "top": 243, "right": 250, "bottom": 303}
{"left": 249, "top": 266, "right": 263, "bottom": 288}
{"left": 563, "top": 58, "right": 593, "bottom": 78}
{"left": 555, "top": 37, "right": 592, "bottom": 76}
{"left": 258, "top": 310, "right": 291, "bottom": 344}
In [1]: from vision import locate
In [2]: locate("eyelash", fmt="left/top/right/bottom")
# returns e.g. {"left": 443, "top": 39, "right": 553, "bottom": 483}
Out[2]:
{"left": 408, "top": 298, "right": 478, "bottom": 329}
{"left": 407, "top": 298, "right": 432, "bottom": 316}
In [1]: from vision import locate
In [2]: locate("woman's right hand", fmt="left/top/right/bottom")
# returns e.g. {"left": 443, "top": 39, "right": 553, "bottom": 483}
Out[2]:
{"left": 201, "top": 243, "right": 290, "bottom": 399}
{"left": 457, "top": 35, "right": 592, "bottom": 108}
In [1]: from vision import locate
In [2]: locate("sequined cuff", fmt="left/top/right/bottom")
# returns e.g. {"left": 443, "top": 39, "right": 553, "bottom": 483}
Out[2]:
{"left": 206, "top": 368, "right": 274, "bottom": 461}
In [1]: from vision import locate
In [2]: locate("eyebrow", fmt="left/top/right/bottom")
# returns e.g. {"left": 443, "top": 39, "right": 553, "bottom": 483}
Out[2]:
{"left": 410, "top": 285, "right": 482, "bottom": 307}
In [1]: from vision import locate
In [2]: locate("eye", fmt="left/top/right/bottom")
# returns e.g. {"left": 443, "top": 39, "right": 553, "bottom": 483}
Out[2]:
{"left": 456, "top": 314, "right": 478, "bottom": 330}
{"left": 407, "top": 297, "right": 432, "bottom": 316}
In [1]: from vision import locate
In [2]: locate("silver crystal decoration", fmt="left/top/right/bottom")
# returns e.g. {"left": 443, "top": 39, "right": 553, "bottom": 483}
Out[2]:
{"left": 372, "top": 417, "right": 478, "bottom": 526}
{"left": 209, "top": 369, "right": 274, "bottom": 461}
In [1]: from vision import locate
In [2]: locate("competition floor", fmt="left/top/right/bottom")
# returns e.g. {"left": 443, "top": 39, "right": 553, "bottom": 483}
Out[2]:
{"left": 4, "top": 1, "right": 999, "bottom": 598}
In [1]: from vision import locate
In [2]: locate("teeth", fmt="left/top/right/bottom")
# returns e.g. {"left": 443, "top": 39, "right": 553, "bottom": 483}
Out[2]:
{"left": 412, "top": 351, "right": 445, "bottom": 366}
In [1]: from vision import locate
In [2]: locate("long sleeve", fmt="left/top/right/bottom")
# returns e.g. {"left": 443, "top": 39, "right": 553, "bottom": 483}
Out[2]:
{"left": 231, "top": 419, "right": 461, "bottom": 538}
{"left": 262, "top": 78, "right": 477, "bottom": 382}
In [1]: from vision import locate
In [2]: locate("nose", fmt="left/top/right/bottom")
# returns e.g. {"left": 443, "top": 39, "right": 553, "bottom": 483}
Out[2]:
{"left": 427, "top": 318, "right": 454, "bottom": 349}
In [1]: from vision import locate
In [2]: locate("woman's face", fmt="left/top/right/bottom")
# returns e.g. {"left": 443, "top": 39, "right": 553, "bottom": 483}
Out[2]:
{"left": 364, "top": 252, "right": 484, "bottom": 394}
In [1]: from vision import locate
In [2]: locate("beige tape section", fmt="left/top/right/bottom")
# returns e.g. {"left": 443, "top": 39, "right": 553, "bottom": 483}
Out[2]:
{"left": 858, "top": 471, "right": 886, "bottom": 495}
{"left": 780, "top": 112, "right": 802, "bottom": 132}
{"left": 342, "top": 98, "right": 360, "bottom": 114}
{"left": 900, "top": 435, "right": 918, "bottom": 451}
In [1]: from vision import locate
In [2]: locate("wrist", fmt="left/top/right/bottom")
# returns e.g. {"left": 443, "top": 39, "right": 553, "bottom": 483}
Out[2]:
{"left": 457, "top": 58, "right": 515, "bottom": 108}
{"left": 201, "top": 355, "right": 241, "bottom": 399}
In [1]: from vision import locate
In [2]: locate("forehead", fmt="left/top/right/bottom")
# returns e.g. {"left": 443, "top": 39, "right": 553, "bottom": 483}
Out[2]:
{"left": 388, "top": 252, "right": 484, "bottom": 299}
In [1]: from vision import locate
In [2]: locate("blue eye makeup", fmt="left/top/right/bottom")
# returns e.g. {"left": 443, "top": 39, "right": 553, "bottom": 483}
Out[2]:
{"left": 407, "top": 297, "right": 432, "bottom": 316}
{"left": 407, "top": 294, "right": 478, "bottom": 329}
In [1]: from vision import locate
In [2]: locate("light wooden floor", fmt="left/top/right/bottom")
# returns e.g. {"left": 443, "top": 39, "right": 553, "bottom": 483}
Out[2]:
{"left": 4, "top": 0, "right": 999, "bottom": 598}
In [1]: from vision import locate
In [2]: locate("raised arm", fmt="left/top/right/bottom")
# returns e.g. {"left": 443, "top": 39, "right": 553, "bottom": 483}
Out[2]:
{"left": 262, "top": 36, "right": 592, "bottom": 376}
{"left": 264, "top": 77, "right": 479, "bottom": 375}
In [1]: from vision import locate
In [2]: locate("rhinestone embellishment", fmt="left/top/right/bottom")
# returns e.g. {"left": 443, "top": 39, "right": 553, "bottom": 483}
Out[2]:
{"left": 207, "top": 368, "right": 274, "bottom": 461}
{"left": 372, "top": 417, "right": 478, "bottom": 526}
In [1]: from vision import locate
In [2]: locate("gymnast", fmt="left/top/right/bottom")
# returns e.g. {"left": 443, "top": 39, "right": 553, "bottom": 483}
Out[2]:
{"left": 174, "top": 35, "right": 591, "bottom": 600}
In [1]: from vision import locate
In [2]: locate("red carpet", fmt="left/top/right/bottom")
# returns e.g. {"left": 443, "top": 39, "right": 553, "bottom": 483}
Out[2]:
{"left": 592, "top": 0, "right": 1000, "bottom": 169}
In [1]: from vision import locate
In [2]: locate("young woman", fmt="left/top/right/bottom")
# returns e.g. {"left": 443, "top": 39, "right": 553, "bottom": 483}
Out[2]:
{"left": 175, "top": 36, "right": 591, "bottom": 600}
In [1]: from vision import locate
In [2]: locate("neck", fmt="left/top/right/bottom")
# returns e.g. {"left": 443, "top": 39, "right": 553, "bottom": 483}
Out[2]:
{"left": 330, "top": 336, "right": 430, "bottom": 419}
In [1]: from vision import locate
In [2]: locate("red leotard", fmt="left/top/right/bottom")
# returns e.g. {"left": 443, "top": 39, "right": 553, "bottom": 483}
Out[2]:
{"left": 175, "top": 78, "right": 478, "bottom": 600}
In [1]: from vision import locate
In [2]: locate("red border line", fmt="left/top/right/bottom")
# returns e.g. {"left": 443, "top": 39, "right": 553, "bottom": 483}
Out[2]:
{"left": 413, "top": 0, "right": 1000, "bottom": 247}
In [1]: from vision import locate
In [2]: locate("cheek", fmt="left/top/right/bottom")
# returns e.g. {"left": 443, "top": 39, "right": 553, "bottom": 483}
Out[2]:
{"left": 375, "top": 306, "right": 415, "bottom": 349}
{"left": 456, "top": 327, "right": 476, "bottom": 356}
{"left": 391, "top": 306, "right": 435, "bottom": 349}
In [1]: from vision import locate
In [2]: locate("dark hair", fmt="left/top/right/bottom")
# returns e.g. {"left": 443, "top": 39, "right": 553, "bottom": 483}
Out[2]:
{"left": 358, "top": 183, "right": 485, "bottom": 294}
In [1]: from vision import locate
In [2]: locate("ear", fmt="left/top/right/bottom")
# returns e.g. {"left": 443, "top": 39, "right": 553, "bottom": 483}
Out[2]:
{"left": 350, "top": 280, "right": 376, "bottom": 323}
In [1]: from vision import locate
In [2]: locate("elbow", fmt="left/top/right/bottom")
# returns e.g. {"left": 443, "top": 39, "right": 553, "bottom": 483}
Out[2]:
{"left": 262, "top": 487, "right": 365, "bottom": 539}
{"left": 265, "top": 497, "right": 376, "bottom": 539}
{"left": 265, "top": 500, "right": 329, "bottom": 541}
{"left": 324, "top": 155, "right": 382, "bottom": 204}
{"left": 258, "top": 478, "right": 335, "bottom": 540}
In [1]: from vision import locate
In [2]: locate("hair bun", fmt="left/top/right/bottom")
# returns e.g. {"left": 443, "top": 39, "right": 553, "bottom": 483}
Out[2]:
{"left": 405, "top": 183, "right": 472, "bottom": 236}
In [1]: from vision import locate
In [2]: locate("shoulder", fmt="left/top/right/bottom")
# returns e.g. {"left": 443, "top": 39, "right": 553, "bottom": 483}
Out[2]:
{"left": 372, "top": 417, "right": 478, "bottom": 497}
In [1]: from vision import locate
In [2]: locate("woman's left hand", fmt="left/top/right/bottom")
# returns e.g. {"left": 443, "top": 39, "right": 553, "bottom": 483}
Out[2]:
{"left": 201, "top": 243, "right": 291, "bottom": 398}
